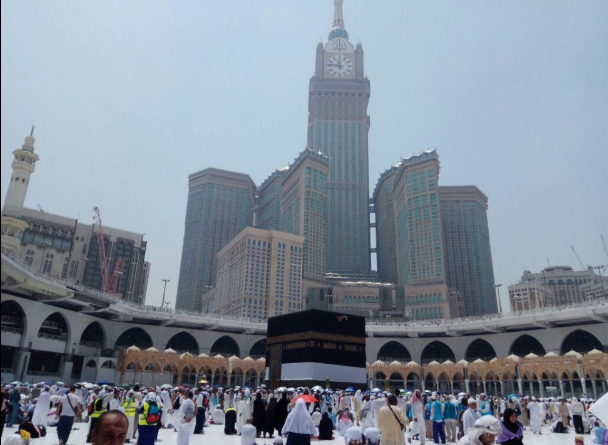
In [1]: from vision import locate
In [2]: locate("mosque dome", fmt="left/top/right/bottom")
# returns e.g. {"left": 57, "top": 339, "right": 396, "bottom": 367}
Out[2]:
{"left": 328, "top": 27, "right": 349, "bottom": 41}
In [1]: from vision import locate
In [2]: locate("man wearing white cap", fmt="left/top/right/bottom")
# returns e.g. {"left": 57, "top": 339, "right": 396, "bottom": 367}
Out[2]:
{"left": 527, "top": 397, "right": 542, "bottom": 434}
{"left": 457, "top": 415, "right": 502, "bottom": 445}
{"left": 462, "top": 401, "right": 481, "bottom": 437}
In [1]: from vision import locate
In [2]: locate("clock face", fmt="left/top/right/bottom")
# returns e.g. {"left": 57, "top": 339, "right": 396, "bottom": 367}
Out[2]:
{"left": 326, "top": 55, "right": 353, "bottom": 77}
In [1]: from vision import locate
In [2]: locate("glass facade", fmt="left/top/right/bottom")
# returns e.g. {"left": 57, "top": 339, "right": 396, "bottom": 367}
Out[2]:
{"left": 394, "top": 152, "right": 445, "bottom": 288}
{"left": 175, "top": 169, "right": 256, "bottom": 312}
{"left": 280, "top": 150, "right": 328, "bottom": 283}
{"left": 439, "top": 186, "right": 497, "bottom": 316}
{"left": 373, "top": 166, "right": 400, "bottom": 284}
{"left": 308, "top": 67, "right": 371, "bottom": 275}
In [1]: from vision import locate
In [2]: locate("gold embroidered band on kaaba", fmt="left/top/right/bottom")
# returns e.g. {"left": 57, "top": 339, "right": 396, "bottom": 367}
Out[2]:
{"left": 266, "top": 331, "right": 366, "bottom": 346}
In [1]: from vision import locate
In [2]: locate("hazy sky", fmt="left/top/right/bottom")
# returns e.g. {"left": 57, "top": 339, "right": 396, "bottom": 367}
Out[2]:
{"left": 2, "top": 1, "right": 607, "bottom": 311}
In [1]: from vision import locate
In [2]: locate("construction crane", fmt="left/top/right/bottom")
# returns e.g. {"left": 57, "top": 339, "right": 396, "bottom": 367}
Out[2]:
{"left": 92, "top": 206, "right": 110, "bottom": 292}
{"left": 107, "top": 258, "right": 124, "bottom": 294}
{"left": 602, "top": 235, "right": 608, "bottom": 273}
{"left": 570, "top": 245, "right": 586, "bottom": 270}
{"left": 92, "top": 206, "right": 124, "bottom": 294}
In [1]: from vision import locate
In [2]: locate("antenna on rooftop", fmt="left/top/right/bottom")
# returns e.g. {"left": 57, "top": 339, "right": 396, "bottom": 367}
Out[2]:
{"left": 546, "top": 257, "right": 551, "bottom": 267}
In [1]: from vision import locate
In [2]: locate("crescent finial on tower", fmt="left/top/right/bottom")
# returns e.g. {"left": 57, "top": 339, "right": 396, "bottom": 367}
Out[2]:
{"left": 30, "top": 124, "right": 36, "bottom": 136}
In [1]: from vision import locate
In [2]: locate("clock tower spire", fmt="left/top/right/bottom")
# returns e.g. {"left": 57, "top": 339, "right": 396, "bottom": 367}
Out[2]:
{"left": 333, "top": 0, "right": 345, "bottom": 29}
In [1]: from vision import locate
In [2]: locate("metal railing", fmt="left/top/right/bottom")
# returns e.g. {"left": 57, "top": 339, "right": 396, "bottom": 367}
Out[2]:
{"left": 1, "top": 325, "right": 23, "bottom": 334}
{"left": 26, "top": 371, "right": 60, "bottom": 377}
{"left": 79, "top": 340, "right": 103, "bottom": 348}
{"left": 37, "top": 332, "right": 68, "bottom": 342}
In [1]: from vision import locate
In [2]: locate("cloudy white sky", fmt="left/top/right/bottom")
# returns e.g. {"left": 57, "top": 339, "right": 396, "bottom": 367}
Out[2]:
{"left": 2, "top": 1, "right": 607, "bottom": 311}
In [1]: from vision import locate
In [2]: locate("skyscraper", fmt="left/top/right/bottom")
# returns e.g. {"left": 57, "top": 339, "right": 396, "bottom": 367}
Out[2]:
{"left": 307, "top": 0, "right": 371, "bottom": 276}
{"left": 439, "top": 186, "right": 497, "bottom": 315}
{"left": 373, "top": 164, "right": 401, "bottom": 285}
{"left": 280, "top": 148, "right": 329, "bottom": 284}
{"left": 257, "top": 169, "right": 286, "bottom": 231}
{"left": 175, "top": 168, "right": 256, "bottom": 312}
{"left": 392, "top": 150, "right": 454, "bottom": 320}
{"left": 393, "top": 150, "right": 445, "bottom": 288}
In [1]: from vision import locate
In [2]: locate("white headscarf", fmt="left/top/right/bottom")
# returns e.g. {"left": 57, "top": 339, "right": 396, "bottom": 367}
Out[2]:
{"left": 467, "top": 415, "right": 502, "bottom": 445}
{"left": 282, "top": 399, "right": 317, "bottom": 435}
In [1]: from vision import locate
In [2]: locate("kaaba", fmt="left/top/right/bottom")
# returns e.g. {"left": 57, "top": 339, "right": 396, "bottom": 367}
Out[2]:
{"left": 265, "top": 309, "right": 367, "bottom": 389}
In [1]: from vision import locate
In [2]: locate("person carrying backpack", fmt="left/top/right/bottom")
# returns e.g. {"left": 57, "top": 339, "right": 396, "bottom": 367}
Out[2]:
{"left": 177, "top": 391, "right": 197, "bottom": 445}
{"left": 138, "top": 392, "right": 160, "bottom": 445}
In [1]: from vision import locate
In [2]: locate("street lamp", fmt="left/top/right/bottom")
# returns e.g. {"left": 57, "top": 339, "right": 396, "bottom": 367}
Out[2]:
{"left": 593, "top": 266, "right": 606, "bottom": 299}
{"left": 494, "top": 284, "right": 503, "bottom": 313}
{"left": 161, "top": 279, "right": 170, "bottom": 308}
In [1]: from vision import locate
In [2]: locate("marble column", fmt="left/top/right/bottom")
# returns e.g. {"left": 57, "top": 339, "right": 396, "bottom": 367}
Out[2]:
{"left": 465, "top": 379, "right": 470, "bottom": 393}
{"left": 559, "top": 379, "right": 565, "bottom": 398}
{"left": 580, "top": 378, "right": 587, "bottom": 397}
{"left": 591, "top": 379, "right": 597, "bottom": 399}
{"left": 500, "top": 380, "right": 505, "bottom": 396}
{"left": 517, "top": 379, "right": 523, "bottom": 395}
{"left": 529, "top": 380, "right": 534, "bottom": 398}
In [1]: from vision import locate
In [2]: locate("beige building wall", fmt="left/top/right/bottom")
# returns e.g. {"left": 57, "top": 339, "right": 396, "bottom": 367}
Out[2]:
{"left": 213, "top": 227, "right": 304, "bottom": 320}
{"left": 404, "top": 284, "right": 453, "bottom": 320}
{"left": 508, "top": 266, "right": 603, "bottom": 311}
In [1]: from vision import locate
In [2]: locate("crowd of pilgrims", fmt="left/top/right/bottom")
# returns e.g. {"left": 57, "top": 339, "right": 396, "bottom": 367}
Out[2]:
{"left": 1, "top": 382, "right": 607, "bottom": 445}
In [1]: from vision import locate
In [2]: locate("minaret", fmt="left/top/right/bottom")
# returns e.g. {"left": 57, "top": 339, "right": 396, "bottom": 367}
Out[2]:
{"left": 1, "top": 128, "right": 38, "bottom": 254}
{"left": 3, "top": 126, "right": 39, "bottom": 217}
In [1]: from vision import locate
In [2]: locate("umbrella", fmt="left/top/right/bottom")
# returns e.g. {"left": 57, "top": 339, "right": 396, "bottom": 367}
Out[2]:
{"left": 346, "top": 386, "right": 356, "bottom": 392}
{"left": 507, "top": 394, "right": 519, "bottom": 400}
{"left": 56, "top": 382, "right": 65, "bottom": 386}
{"left": 198, "top": 379, "right": 209, "bottom": 384}
{"left": 311, "top": 385, "right": 323, "bottom": 392}
{"left": 277, "top": 387, "right": 287, "bottom": 392}
{"left": 10, "top": 381, "right": 21, "bottom": 385}
{"left": 287, "top": 388, "right": 296, "bottom": 392}
{"left": 160, "top": 384, "right": 173, "bottom": 389}
{"left": 589, "top": 392, "right": 608, "bottom": 424}
{"left": 97, "top": 380, "right": 109, "bottom": 385}
{"left": 293, "top": 394, "right": 319, "bottom": 404}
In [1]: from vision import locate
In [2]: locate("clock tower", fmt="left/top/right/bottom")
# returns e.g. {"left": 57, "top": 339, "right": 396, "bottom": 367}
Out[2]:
{"left": 307, "top": 0, "right": 371, "bottom": 276}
